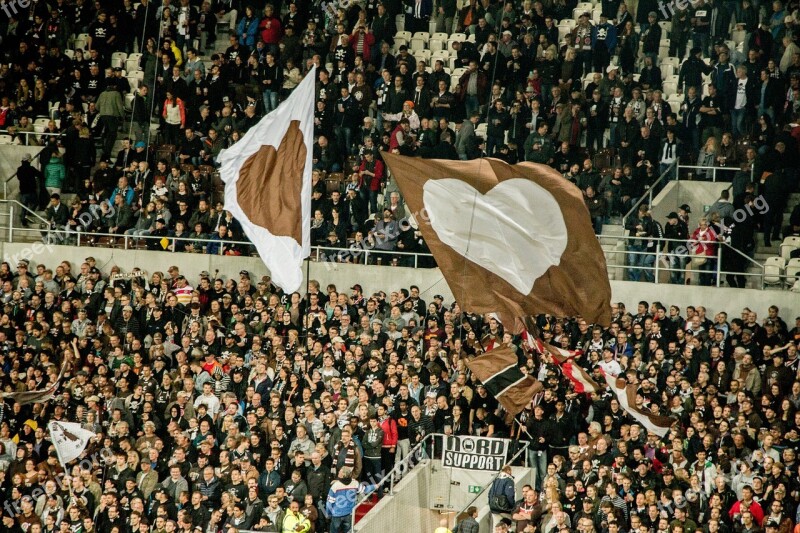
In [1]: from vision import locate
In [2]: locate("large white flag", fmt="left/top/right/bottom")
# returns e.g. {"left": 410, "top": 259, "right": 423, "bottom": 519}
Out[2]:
{"left": 48, "top": 421, "right": 95, "bottom": 465}
{"left": 218, "top": 66, "right": 315, "bottom": 293}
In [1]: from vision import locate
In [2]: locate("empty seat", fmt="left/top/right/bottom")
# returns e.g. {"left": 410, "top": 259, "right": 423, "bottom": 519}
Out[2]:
{"left": 429, "top": 39, "right": 444, "bottom": 51}
{"left": 432, "top": 32, "right": 449, "bottom": 42}
{"left": 395, "top": 30, "right": 412, "bottom": 42}
{"left": 0, "top": 135, "right": 13, "bottom": 144}
{"left": 661, "top": 57, "right": 679, "bottom": 70}
{"left": 450, "top": 32, "right": 467, "bottom": 42}
{"left": 410, "top": 38, "right": 426, "bottom": 52}
{"left": 412, "top": 31, "right": 430, "bottom": 43}
{"left": 763, "top": 256, "right": 785, "bottom": 286}
{"left": 662, "top": 81, "right": 678, "bottom": 97}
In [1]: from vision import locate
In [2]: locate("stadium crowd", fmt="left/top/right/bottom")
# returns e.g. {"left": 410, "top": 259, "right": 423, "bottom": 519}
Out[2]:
{"left": 5, "top": 0, "right": 800, "bottom": 272}
{"left": 3, "top": 0, "right": 800, "bottom": 533}
{"left": 0, "top": 258, "right": 798, "bottom": 533}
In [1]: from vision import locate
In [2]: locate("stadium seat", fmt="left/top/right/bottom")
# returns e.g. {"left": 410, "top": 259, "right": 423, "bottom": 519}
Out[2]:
{"left": 732, "top": 29, "right": 746, "bottom": 45}
{"left": 412, "top": 31, "right": 430, "bottom": 43}
{"left": 661, "top": 65, "right": 674, "bottom": 79}
{"left": 395, "top": 30, "right": 412, "bottom": 42}
{"left": 126, "top": 58, "right": 141, "bottom": 73}
{"left": 450, "top": 32, "right": 467, "bottom": 42}
{"left": 432, "top": 32, "right": 449, "bottom": 42}
{"left": 475, "top": 123, "right": 487, "bottom": 137}
{"left": 781, "top": 236, "right": 800, "bottom": 261}
{"left": 0, "top": 135, "right": 13, "bottom": 144}
{"left": 592, "top": 7, "right": 601, "bottom": 23}
{"left": 64, "top": 49, "right": 75, "bottom": 59}
{"left": 658, "top": 21, "right": 672, "bottom": 32}
{"left": 661, "top": 57, "right": 679, "bottom": 70}
{"left": 74, "top": 39, "right": 87, "bottom": 51}
{"left": 416, "top": 49, "right": 431, "bottom": 62}
{"left": 410, "top": 38, "right": 426, "bottom": 52}
{"left": 124, "top": 93, "right": 135, "bottom": 112}
{"left": 466, "top": 33, "right": 476, "bottom": 42}
{"left": 395, "top": 14, "right": 405, "bottom": 32}
{"left": 763, "top": 256, "right": 785, "bottom": 286}
{"left": 786, "top": 258, "right": 800, "bottom": 287}
{"left": 34, "top": 123, "right": 46, "bottom": 134}
{"left": 429, "top": 39, "right": 444, "bottom": 52}
{"left": 662, "top": 81, "right": 678, "bottom": 97}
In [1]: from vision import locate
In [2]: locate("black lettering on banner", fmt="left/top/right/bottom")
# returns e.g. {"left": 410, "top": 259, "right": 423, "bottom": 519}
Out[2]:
{"left": 443, "top": 436, "right": 510, "bottom": 471}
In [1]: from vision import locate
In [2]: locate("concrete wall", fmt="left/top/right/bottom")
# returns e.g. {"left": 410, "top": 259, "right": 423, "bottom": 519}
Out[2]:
{"left": 1, "top": 145, "right": 43, "bottom": 200}
{"left": 2, "top": 242, "right": 798, "bottom": 320}
{"left": 651, "top": 180, "right": 730, "bottom": 224}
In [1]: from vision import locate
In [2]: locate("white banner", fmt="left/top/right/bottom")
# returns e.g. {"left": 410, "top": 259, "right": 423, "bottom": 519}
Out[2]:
{"left": 48, "top": 421, "right": 95, "bottom": 466}
{"left": 442, "top": 436, "right": 510, "bottom": 471}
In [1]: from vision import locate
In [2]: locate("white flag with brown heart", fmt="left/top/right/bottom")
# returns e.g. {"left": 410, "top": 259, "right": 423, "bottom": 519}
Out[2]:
{"left": 218, "top": 66, "right": 316, "bottom": 293}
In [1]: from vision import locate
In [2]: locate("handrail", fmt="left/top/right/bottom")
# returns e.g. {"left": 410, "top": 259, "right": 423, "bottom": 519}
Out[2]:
{"left": 677, "top": 163, "right": 755, "bottom": 184}
{"left": 621, "top": 160, "right": 677, "bottom": 230}
{"left": 350, "top": 432, "right": 442, "bottom": 532}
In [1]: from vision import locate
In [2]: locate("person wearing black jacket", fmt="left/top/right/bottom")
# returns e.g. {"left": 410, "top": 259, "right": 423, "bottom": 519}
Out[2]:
{"left": 526, "top": 404, "right": 552, "bottom": 490}
{"left": 260, "top": 52, "right": 283, "bottom": 113}
{"left": 664, "top": 211, "right": 689, "bottom": 284}
{"left": 720, "top": 206, "right": 755, "bottom": 288}
{"left": 16, "top": 155, "right": 42, "bottom": 226}
{"left": 625, "top": 203, "right": 655, "bottom": 282}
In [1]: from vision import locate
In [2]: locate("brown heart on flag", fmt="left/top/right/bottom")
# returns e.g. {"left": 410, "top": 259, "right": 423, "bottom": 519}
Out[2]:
{"left": 236, "top": 120, "right": 306, "bottom": 244}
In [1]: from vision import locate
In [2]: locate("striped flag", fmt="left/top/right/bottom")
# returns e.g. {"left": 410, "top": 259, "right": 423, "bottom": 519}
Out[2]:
{"left": 467, "top": 347, "right": 543, "bottom": 416}
{"left": 534, "top": 341, "right": 600, "bottom": 394}
{"left": 601, "top": 372, "right": 674, "bottom": 437}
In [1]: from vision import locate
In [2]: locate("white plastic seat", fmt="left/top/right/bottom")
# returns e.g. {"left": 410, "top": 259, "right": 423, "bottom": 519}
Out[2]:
{"left": 64, "top": 49, "right": 75, "bottom": 59}
{"left": 780, "top": 236, "right": 800, "bottom": 261}
{"left": 432, "top": 32, "right": 449, "bottom": 42}
{"left": 661, "top": 57, "right": 679, "bottom": 70}
{"left": 410, "top": 38, "right": 426, "bottom": 52}
{"left": 0, "top": 135, "right": 13, "bottom": 144}
{"left": 450, "top": 32, "right": 466, "bottom": 42}
{"left": 662, "top": 81, "right": 678, "bottom": 97}
{"left": 764, "top": 256, "right": 786, "bottom": 286}
{"left": 786, "top": 258, "right": 800, "bottom": 286}
{"left": 429, "top": 39, "right": 444, "bottom": 52}
{"left": 395, "top": 30, "right": 412, "bottom": 42}
{"left": 412, "top": 31, "right": 430, "bottom": 43}
{"left": 416, "top": 49, "right": 431, "bottom": 62}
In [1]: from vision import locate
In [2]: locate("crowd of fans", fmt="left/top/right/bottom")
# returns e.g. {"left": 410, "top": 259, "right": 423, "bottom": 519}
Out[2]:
{"left": 4, "top": 0, "right": 800, "bottom": 270}
{"left": 0, "top": 257, "right": 798, "bottom": 533}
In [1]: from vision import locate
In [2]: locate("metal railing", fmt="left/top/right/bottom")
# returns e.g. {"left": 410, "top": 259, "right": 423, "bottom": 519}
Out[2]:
{"left": 349, "top": 432, "right": 441, "bottom": 532}
{"left": 621, "top": 161, "right": 677, "bottom": 229}
{"left": 607, "top": 234, "right": 774, "bottom": 288}
{"left": 676, "top": 163, "right": 755, "bottom": 183}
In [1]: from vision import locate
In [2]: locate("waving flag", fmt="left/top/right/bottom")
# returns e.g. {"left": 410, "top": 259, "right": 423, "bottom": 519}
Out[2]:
{"left": 467, "top": 347, "right": 543, "bottom": 415}
{"left": 1, "top": 358, "right": 69, "bottom": 404}
{"left": 601, "top": 373, "right": 674, "bottom": 437}
{"left": 48, "top": 421, "right": 96, "bottom": 466}
{"left": 218, "top": 66, "right": 316, "bottom": 293}
{"left": 529, "top": 336, "right": 600, "bottom": 394}
{"left": 381, "top": 154, "right": 611, "bottom": 330}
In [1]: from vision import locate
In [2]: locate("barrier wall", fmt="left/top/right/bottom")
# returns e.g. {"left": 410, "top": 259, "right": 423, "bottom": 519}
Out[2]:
{"left": 0, "top": 145, "right": 43, "bottom": 199}
{"left": 2, "top": 242, "right": 798, "bottom": 319}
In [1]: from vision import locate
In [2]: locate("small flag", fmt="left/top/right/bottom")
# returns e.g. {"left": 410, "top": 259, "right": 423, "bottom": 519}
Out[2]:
{"left": 467, "top": 347, "right": 543, "bottom": 416}
{"left": 48, "top": 421, "right": 96, "bottom": 466}
{"left": 218, "top": 66, "right": 315, "bottom": 293}
{"left": 160, "top": 237, "right": 169, "bottom": 250}
{"left": 539, "top": 343, "right": 600, "bottom": 394}
{"left": 381, "top": 153, "right": 611, "bottom": 330}
{"left": 601, "top": 373, "right": 674, "bottom": 437}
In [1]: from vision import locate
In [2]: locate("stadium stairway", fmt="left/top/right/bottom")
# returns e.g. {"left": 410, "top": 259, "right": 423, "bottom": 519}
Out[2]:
{"left": 599, "top": 221, "right": 626, "bottom": 281}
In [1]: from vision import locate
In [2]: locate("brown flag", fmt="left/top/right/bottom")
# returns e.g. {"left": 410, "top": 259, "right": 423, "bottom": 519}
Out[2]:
{"left": 1, "top": 356, "right": 69, "bottom": 405}
{"left": 467, "top": 347, "right": 543, "bottom": 415}
{"left": 381, "top": 154, "right": 611, "bottom": 329}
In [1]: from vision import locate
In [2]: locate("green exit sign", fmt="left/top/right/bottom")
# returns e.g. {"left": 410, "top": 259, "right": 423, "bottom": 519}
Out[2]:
{"left": 468, "top": 485, "right": 481, "bottom": 494}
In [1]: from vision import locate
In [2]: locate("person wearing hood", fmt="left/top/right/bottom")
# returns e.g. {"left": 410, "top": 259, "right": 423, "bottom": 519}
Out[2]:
{"left": 16, "top": 154, "right": 42, "bottom": 226}
{"left": 43, "top": 153, "right": 66, "bottom": 196}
